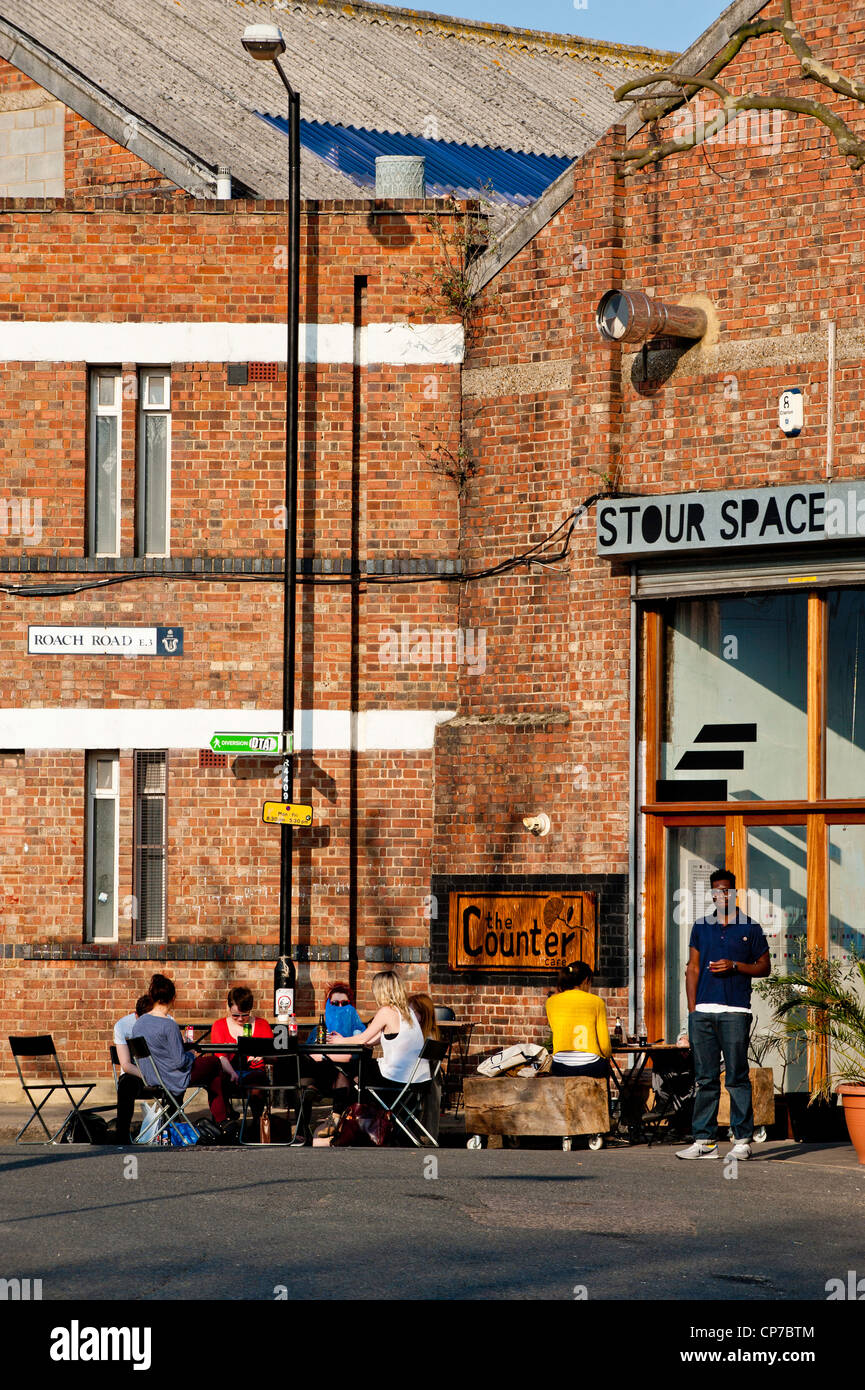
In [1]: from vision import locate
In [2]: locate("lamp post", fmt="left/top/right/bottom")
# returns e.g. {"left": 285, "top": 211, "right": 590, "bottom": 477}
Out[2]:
{"left": 242, "top": 24, "right": 301, "bottom": 1016}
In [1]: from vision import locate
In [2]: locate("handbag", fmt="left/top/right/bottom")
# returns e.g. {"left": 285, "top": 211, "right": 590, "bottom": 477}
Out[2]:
{"left": 332, "top": 1101, "right": 393, "bottom": 1147}
{"left": 258, "top": 1108, "right": 272, "bottom": 1144}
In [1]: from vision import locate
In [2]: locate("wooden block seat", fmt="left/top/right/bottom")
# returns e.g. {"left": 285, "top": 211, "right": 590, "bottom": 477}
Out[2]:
{"left": 464, "top": 1075, "right": 610, "bottom": 1150}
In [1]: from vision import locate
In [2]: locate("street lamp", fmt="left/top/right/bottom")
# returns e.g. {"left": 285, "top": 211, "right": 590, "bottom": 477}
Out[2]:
{"left": 242, "top": 23, "right": 301, "bottom": 1019}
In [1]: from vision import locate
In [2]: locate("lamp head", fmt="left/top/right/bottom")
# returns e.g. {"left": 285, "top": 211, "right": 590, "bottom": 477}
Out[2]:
{"left": 241, "top": 24, "right": 287, "bottom": 60}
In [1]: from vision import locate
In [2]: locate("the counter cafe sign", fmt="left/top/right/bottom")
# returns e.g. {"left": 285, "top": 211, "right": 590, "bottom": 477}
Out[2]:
{"left": 596, "top": 482, "right": 865, "bottom": 558}
{"left": 448, "top": 891, "right": 596, "bottom": 970}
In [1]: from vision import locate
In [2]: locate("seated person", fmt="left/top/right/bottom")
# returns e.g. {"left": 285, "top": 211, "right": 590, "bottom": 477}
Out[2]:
{"left": 409, "top": 992, "right": 441, "bottom": 1141}
{"left": 113, "top": 993, "right": 154, "bottom": 1144}
{"left": 297, "top": 981, "right": 366, "bottom": 1145}
{"left": 545, "top": 962, "right": 612, "bottom": 1078}
{"left": 340, "top": 970, "right": 430, "bottom": 1107}
{"left": 131, "top": 973, "right": 236, "bottom": 1134}
{"left": 210, "top": 986, "right": 274, "bottom": 1137}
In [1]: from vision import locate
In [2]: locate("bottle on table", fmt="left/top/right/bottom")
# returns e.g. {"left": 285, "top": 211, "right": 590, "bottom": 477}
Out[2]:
{"left": 242, "top": 1021, "right": 252, "bottom": 1038}
{"left": 613, "top": 1018, "right": 623, "bottom": 1044}
{"left": 184, "top": 1026, "right": 195, "bottom": 1045}
{"left": 288, "top": 1011, "right": 298, "bottom": 1039}
{"left": 274, "top": 954, "right": 296, "bottom": 1022}
{"left": 316, "top": 1013, "right": 327, "bottom": 1045}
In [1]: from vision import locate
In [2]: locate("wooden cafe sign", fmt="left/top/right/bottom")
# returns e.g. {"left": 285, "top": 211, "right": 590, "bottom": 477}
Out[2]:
{"left": 448, "top": 891, "right": 597, "bottom": 971}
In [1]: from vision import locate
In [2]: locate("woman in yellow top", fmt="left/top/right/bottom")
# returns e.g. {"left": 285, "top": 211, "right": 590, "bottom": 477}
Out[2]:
{"left": 545, "top": 962, "right": 612, "bottom": 1078}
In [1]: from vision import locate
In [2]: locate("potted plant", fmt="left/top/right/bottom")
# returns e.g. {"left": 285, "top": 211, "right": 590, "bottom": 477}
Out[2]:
{"left": 756, "top": 951, "right": 865, "bottom": 1163}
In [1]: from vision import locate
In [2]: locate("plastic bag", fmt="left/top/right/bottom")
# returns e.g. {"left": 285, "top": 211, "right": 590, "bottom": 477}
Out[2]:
{"left": 136, "top": 1101, "right": 164, "bottom": 1144}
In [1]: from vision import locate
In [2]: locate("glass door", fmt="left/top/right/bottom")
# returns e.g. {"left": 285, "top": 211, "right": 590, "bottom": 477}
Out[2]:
{"left": 664, "top": 823, "right": 726, "bottom": 1043}
{"left": 744, "top": 820, "right": 808, "bottom": 1091}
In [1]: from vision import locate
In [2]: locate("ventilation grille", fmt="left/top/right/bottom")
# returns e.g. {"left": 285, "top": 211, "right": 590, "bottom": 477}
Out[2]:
{"left": 249, "top": 362, "right": 279, "bottom": 382}
{"left": 199, "top": 749, "right": 228, "bottom": 769}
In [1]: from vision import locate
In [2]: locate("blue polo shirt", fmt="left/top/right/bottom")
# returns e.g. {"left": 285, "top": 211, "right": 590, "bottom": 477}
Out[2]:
{"left": 689, "top": 910, "right": 769, "bottom": 1011}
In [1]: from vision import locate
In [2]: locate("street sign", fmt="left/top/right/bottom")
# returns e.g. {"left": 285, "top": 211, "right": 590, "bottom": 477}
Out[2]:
{"left": 210, "top": 732, "right": 283, "bottom": 755}
{"left": 262, "top": 801, "right": 313, "bottom": 827}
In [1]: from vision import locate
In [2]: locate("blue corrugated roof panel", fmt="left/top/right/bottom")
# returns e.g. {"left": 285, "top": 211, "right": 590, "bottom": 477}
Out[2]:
{"left": 260, "top": 115, "right": 573, "bottom": 206}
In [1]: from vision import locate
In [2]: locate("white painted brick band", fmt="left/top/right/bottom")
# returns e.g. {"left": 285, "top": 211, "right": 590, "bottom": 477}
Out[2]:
{"left": 0, "top": 707, "right": 456, "bottom": 751}
{"left": 0, "top": 321, "right": 465, "bottom": 365}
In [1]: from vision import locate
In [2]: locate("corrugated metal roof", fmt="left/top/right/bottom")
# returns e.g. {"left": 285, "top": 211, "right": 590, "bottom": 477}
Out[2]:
{"left": 0, "top": 0, "right": 676, "bottom": 213}
{"left": 276, "top": 115, "right": 574, "bottom": 205}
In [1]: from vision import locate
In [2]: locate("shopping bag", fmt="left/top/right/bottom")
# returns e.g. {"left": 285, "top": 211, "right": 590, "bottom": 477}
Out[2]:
{"left": 135, "top": 1101, "right": 164, "bottom": 1144}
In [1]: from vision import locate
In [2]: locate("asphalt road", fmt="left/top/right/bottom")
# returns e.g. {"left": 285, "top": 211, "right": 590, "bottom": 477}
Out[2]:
{"left": 1, "top": 1140, "right": 863, "bottom": 1303}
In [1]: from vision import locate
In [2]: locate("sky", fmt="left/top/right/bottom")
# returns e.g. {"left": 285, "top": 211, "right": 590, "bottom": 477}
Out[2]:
{"left": 415, "top": 0, "right": 729, "bottom": 51}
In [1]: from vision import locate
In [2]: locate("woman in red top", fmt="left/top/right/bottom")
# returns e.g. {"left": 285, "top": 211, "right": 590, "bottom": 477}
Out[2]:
{"left": 211, "top": 986, "right": 274, "bottom": 1138}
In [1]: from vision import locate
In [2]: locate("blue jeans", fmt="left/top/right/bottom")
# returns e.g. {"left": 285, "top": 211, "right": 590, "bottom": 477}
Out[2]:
{"left": 689, "top": 1012, "right": 754, "bottom": 1141}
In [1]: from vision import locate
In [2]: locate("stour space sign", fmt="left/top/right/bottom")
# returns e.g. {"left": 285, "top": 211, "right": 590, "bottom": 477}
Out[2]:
{"left": 448, "top": 891, "right": 596, "bottom": 971}
{"left": 596, "top": 483, "right": 865, "bottom": 558}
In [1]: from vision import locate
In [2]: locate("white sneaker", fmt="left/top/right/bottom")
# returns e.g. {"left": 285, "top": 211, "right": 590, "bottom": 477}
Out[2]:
{"left": 676, "top": 1140, "right": 720, "bottom": 1159}
{"left": 729, "top": 1139, "right": 752, "bottom": 1160}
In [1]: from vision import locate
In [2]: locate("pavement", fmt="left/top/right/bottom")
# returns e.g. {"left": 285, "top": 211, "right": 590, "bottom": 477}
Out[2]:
{"left": 1, "top": 1107, "right": 863, "bottom": 1301}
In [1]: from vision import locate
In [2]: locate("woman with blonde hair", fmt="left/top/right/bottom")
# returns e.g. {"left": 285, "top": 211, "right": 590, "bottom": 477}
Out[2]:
{"left": 331, "top": 970, "right": 429, "bottom": 1100}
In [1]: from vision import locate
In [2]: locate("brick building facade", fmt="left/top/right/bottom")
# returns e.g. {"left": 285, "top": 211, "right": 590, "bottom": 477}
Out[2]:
{"left": 3, "top": 0, "right": 865, "bottom": 1086}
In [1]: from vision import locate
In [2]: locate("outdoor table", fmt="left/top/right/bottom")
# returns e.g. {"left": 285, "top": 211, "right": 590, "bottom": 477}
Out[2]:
{"left": 195, "top": 1039, "right": 372, "bottom": 1143}
{"left": 177, "top": 1021, "right": 212, "bottom": 1043}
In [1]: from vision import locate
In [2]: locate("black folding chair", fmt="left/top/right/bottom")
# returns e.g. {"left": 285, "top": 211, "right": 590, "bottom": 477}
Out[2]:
{"left": 362, "top": 1038, "right": 449, "bottom": 1147}
{"left": 110, "top": 1044, "right": 164, "bottom": 1141}
{"left": 9, "top": 1035, "right": 104, "bottom": 1143}
{"left": 233, "top": 1035, "right": 304, "bottom": 1144}
{"left": 127, "top": 1035, "right": 204, "bottom": 1145}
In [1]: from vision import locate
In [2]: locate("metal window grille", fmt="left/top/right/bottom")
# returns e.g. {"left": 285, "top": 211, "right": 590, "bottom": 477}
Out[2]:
{"left": 134, "top": 751, "right": 167, "bottom": 943}
{"left": 199, "top": 750, "right": 227, "bottom": 769}
{"left": 249, "top": 362, "right": 279, "bottom": 382}
{"left": 137, "top": 369, "right": 171, "bottom": 557}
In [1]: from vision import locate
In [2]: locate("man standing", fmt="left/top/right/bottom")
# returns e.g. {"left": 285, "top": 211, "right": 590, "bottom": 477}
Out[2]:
{"left": 677, "top": 869, "right": 770, "bottom": 1160}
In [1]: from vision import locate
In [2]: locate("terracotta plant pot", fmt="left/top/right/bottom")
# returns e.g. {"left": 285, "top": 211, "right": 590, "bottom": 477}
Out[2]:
{"left": 836, "top": 1085, "right": 865, "bottom": 1164}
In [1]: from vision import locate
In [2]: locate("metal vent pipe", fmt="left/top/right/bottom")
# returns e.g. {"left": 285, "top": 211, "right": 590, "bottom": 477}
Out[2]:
{"left": 375, "top": 155, "right": 426, "bottom": 198}
{"left": 596, "top": 289, "right": 707, "bottom": 344}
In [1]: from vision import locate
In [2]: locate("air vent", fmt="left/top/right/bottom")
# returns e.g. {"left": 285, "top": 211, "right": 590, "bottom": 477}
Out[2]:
{"left": 199, "top": 750, "right": 227, "bottom": 769}
{"left": 249, "top": 362, "right": 279, "bottom": 382}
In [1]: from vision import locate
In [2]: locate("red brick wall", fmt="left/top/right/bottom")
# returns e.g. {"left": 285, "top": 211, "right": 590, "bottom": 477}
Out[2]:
{"left": 63, "top": 108, "right": 177, "bottom": 195}
{"left": 0, "top": 191, "right": 467, "bottom": 1071}
{"left": 432, "top": 0, "right": 865, "bottom": 1047}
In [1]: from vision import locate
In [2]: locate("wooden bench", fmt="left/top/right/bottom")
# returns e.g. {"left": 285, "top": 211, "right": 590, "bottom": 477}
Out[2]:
{"left": 464, "top": 1075, "right": 610, "bottom": 1151}
{"left": 717, "top": 1066, "right": 775, "bottom": 1140}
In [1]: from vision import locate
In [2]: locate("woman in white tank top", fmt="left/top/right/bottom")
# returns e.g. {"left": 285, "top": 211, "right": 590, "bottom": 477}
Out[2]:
{"left": 331, "top": 970, "right": 430, "bottom": 1090}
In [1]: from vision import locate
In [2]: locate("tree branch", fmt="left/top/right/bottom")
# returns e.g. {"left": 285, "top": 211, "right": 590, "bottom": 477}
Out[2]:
{"left": 614, "top": 2, "right": 865, "bottom": 172}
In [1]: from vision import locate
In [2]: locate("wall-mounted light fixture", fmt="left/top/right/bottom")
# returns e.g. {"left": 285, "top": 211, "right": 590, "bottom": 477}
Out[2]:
{"left": 596, "top": 290, "right": 707, "bottom": 345}
{"left": 522, "top": 813, "right": 551, "bottom": 837}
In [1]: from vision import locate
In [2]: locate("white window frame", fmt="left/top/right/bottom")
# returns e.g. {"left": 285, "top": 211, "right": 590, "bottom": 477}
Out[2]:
{"left": 137, "top": 368, "right": 171, "bottom": 557}
{"left": 85, "top": 752, "right": 119, "bottom": 943}
{"left": 87, "top": 369, "right": 122, "bottom": 557}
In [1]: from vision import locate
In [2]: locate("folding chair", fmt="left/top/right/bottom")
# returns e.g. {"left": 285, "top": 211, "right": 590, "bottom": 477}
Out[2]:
{"left": 9, "top": 1035, "right": 104, "bottom": 1144}
{"left": 362, "top": 1038, "right": 449, "bottom": 1147}
{"left": 110, "top": 1044, "right": 164, "bottom": 1141}
{"left": 127, "top": 1035, "right": 204, "bottom": 1145}
{"left": 233, "top": 1035, "right": 304, "bottom": 1144}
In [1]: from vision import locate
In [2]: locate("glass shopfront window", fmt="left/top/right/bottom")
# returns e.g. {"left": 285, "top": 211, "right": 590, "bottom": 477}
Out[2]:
{"left": 827, "top": 589, "right": 865, "bottom": 797}
{"left": 661, "top": 595, "right": 807, "bottom": 801}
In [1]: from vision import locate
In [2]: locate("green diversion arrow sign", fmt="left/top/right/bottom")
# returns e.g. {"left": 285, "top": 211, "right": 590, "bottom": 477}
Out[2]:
{"left": 210, "top": 732, "right": 287, "bottom": 755}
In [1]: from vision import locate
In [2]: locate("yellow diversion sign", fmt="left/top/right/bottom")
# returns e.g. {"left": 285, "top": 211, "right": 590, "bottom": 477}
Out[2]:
{"left": 262, "top": 801, "right": 313, "bottom": 827}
